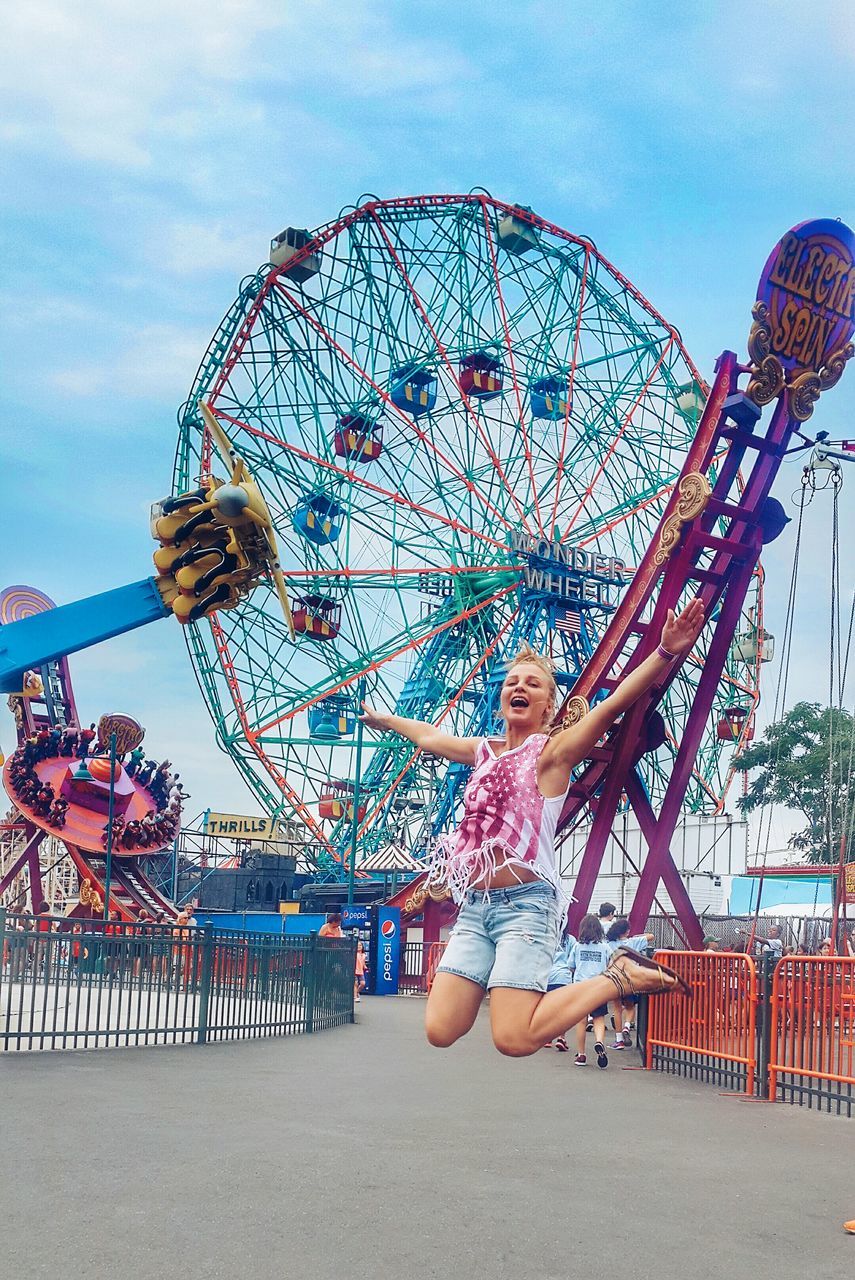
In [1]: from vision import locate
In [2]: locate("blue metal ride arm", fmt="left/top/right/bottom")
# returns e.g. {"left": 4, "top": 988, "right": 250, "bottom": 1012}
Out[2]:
{"left": 0, "top": 578, "right": 171, "bottom": 694}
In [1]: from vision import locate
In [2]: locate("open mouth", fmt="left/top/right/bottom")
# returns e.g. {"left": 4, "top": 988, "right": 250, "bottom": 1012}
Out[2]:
{"left": 509, "top": 695, "right": 529, "bottom": 709}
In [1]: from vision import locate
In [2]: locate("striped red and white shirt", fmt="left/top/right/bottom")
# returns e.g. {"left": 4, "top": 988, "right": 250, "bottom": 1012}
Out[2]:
{"left": 429, "top": 734, "right": 570, "bottom": 905}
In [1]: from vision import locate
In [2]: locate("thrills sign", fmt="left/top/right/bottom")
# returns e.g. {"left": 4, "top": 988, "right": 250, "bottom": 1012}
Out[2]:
{"left": 204, "top": 811, "right": 281, "bottom": 839}
{"left": 758, "top": 219, "right": 855, "bottom": 375}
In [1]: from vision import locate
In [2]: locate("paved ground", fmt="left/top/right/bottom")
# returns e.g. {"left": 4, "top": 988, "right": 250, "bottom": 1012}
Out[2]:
{"left": 2, "top": 997, "right": 853, "bottom": 1279}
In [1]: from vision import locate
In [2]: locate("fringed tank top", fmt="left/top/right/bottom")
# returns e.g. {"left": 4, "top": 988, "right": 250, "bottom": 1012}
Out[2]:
{"left": 428, "top": 733, "right": 570, "bottom": 906}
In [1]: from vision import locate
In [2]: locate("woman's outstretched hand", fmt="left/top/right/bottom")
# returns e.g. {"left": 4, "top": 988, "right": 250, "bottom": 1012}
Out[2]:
{"left": 661, "top": 597, "right": 705, "bottom": 656}
{"left": 359, "top": 702, "right": 396, "bottom": 732}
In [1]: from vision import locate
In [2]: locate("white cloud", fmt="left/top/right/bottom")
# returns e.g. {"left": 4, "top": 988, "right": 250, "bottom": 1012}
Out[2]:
{"left": 46, "top": 319, "right": 211, "bottom": 403}
{"left": 0, "top": 0, "right": 475, "bottom": 183}
{"left": 0, "top": 0, "right": 280, "bottom": 171}
{"left": 116, "top": 321, "right": 212, "bottom": 398}
{"left": 150, "top": 220, "right": 265, "bottom": 278}
{"left": 49, "top": 364, "right": 107, "bottom": 397}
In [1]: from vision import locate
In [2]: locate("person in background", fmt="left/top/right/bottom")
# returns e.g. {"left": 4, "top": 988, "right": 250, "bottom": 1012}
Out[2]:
{"left": 172, "top": 910, "right": 192, "bottom": 985}
{"left": 544, "top": 927, "right": 577, "bottom": 1052}
{"left": 703, "top": 935, "right": 721, "bottom": 952}
{"left": 105, "top": 909, "right": 123, "bottom": 976}
{"left": 9, "top": 912, "right": 31, "bottom": 980}
{"left": 34, "top": 901, "right": 54, "bottom": 980}
{"left": 151, "top": 910, "right": 169, "bottom": 981}
{"left": 132, "top": 909, "right": 151, "bottom": 980}
{"left": 319, "top": 912, "right": 344, "bottom": 939}
{"left": 354, "top": 940, "right": 367, "bottom": 1002}
{"left": 761, "top": 924, "right": 784, "bottom": 959}
{"left": 605, "top": 918, "right": 655, "bottom": 1049}
{"left": 597, "top": 902, "right": 617, "bottom": 935}
{"left": 584, "top": 902, "right": 618, "bottom": 1033}
{"left": 70, "top": 922, "right": 87, "bottom": 973}
{"left": 568, "top": 915, "right": 613, "bottom": 1069}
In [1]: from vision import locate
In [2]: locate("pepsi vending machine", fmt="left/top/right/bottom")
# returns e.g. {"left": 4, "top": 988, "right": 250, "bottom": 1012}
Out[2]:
{"left": 368, "top": 904, "right": 401, "bottom": 995}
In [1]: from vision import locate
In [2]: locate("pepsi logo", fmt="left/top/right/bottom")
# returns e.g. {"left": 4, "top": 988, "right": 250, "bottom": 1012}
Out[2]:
{"left": 381, "top": 920, "right": 396, "bottom": 938}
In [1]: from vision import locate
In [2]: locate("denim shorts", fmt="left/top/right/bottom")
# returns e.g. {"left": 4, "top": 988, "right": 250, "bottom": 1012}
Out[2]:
{"left": 437, "top": 880, "right": 559, "bottom": 992}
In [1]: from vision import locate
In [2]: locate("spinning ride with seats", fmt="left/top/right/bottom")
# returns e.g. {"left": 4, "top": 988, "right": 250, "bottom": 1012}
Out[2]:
{"left": 172, "top": 193, "right": 765, "bottom": 880}
{"left": 0, "top": 588, "right": 180, "bottom": 919}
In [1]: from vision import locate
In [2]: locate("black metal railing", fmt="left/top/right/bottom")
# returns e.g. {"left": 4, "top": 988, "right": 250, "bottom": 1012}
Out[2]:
{"left": 0, "top": 911, "right": 354, "bottom": 1051}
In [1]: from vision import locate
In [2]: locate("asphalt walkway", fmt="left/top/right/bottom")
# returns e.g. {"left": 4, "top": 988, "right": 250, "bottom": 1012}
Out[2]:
{"left": 2, "top": 997, "right": 852, "bottom": 1279}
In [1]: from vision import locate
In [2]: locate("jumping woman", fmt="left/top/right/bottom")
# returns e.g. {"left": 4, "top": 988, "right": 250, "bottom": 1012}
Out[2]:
{"left": 360, "top": 598, "right": 703, "bottom": 1056}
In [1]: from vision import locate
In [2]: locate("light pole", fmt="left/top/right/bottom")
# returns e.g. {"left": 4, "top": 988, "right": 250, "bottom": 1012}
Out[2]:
{"left": 103, "top": 731, "right": 117, "bottom": 920}
{"left": 347, "top": 677, "right": 367, "bottom": 908}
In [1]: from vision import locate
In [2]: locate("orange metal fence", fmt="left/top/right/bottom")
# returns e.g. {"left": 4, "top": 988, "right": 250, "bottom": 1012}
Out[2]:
{"left": 425, "top": 942, "right": 446, "bottom": 993}
{"left": 645, "top": 950, "right": 758, "bottom": 1095}
{"left": 398, "top": 941, "right": 447, "bottom": 993}
{"left": 768, "top": 956, "right": 855, "bottom": 1115}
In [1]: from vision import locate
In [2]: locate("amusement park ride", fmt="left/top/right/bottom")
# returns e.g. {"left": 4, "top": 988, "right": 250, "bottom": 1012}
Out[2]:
{"left": 0, "top": 198, "right": 852, "bottom": 943}
{"left": 0, "top": 587, "right": 180, "bottom": 919}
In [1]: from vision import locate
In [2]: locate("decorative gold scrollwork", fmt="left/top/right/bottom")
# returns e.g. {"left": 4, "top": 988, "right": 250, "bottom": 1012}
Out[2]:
{"left": 787, "top": 344, "right": 854, "bottom": 419}
{"left": 787, "top": 371, "right": 822, "bottom": 422}
{"left": 404, "top": 883, "right": 429, "bottom": 915}
{"left": 79, "top": 877, "right": 103, "bottom": 916}
{"left": 674, "top": 472, "right": 711, "bottom": 520}
{"left": 559, "top": 695, "right": 590, "bottom": 731}
{"left": 746, "top": 301, "right": 785, "bottom": 406}
{"left": 653, "top": 472, "right": 711, "bottom": 566}
{"left": 746, "top": 300, "right": 772, "bottom": 363}
{"left": 746, "top": 302, "right": 854, "bottom": 417}
{"left": 654, "top": 514, "right": 683, "bottom": 565}
{"left": 819, "top": 342, "right": 854, "bottom": 392}
{"left": 746, "top": 355, "right": 785, "bottom": 406}
{"left": 427, "top": 880, "right": 452, "bottom": 903}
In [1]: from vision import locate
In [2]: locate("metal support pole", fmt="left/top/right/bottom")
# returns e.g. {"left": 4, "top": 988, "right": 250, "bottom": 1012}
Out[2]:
{"left": 103, "top": 732, "right": 117, "bottom": 920}
{"left": 171, "top": 834, "right": 180, "bottom": 906}
{"left": 305, "top": 931, "right": 318, "bottom": 1033}
{"left": 196, "top": 921, "right": 214, "bottom": 1045}
{"left": 347, "top": 678, "right": 366, "bottom": 908}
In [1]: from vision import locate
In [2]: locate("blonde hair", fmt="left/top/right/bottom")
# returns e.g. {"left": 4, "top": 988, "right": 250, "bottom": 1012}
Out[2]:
{"left": 504, "top": 645, "right": 558, "bottom": 725}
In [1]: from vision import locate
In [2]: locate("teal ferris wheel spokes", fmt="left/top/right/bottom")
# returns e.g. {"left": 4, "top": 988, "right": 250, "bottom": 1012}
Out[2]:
{"left": 175, "top": 194, "right": 761, "bottom": 871}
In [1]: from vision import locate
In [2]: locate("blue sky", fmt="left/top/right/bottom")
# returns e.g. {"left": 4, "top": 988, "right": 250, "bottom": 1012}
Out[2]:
{"left": 1, "top": 0, "right": 853, "bottom": 844}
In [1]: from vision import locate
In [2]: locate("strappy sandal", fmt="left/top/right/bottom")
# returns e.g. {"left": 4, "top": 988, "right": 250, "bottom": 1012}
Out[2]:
{"left": 605, "top": 946, "right": 691, "bottom": 1000}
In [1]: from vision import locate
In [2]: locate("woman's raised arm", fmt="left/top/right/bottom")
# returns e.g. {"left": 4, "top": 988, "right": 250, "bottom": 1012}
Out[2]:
{"left": 542, "top": 597, "right": 705, "bottom": 774}
{"left": 359, "top": 704, "right": 480, "bottom": 765}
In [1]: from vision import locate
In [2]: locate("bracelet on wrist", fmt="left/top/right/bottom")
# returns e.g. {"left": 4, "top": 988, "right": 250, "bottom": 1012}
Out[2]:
{"left": 656, "top": 643, "right": 679, "bottom": 663}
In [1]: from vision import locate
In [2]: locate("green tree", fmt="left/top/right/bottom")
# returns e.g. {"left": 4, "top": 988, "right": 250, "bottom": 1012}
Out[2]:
{"left": 734, "top": 701, "right": 855, "bottom": 864}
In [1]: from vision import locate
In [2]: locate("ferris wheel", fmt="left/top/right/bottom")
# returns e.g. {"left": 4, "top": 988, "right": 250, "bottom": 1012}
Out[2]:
{"left": 174, "top": 194, "right": 762, "bottom": 871}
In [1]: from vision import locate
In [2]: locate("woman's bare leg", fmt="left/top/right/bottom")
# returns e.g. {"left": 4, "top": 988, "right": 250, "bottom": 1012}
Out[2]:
{"left": 610, "top": 1000, "right": 623, "bottom": 1039}
{"left": 425, "top": 972, "right": 485, "bottom": 1047}
{"left": 489, "top": 946, "right": 687, "bottom": 1056}
{"left": 592, "top": 1015, "right": 606, "bottom": 1045}
{"left": 575, "top": 1018, "right": 587, "bottom": 1056}
{"left": 488, "top": 975, "right": 619, "bottom": 1056}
